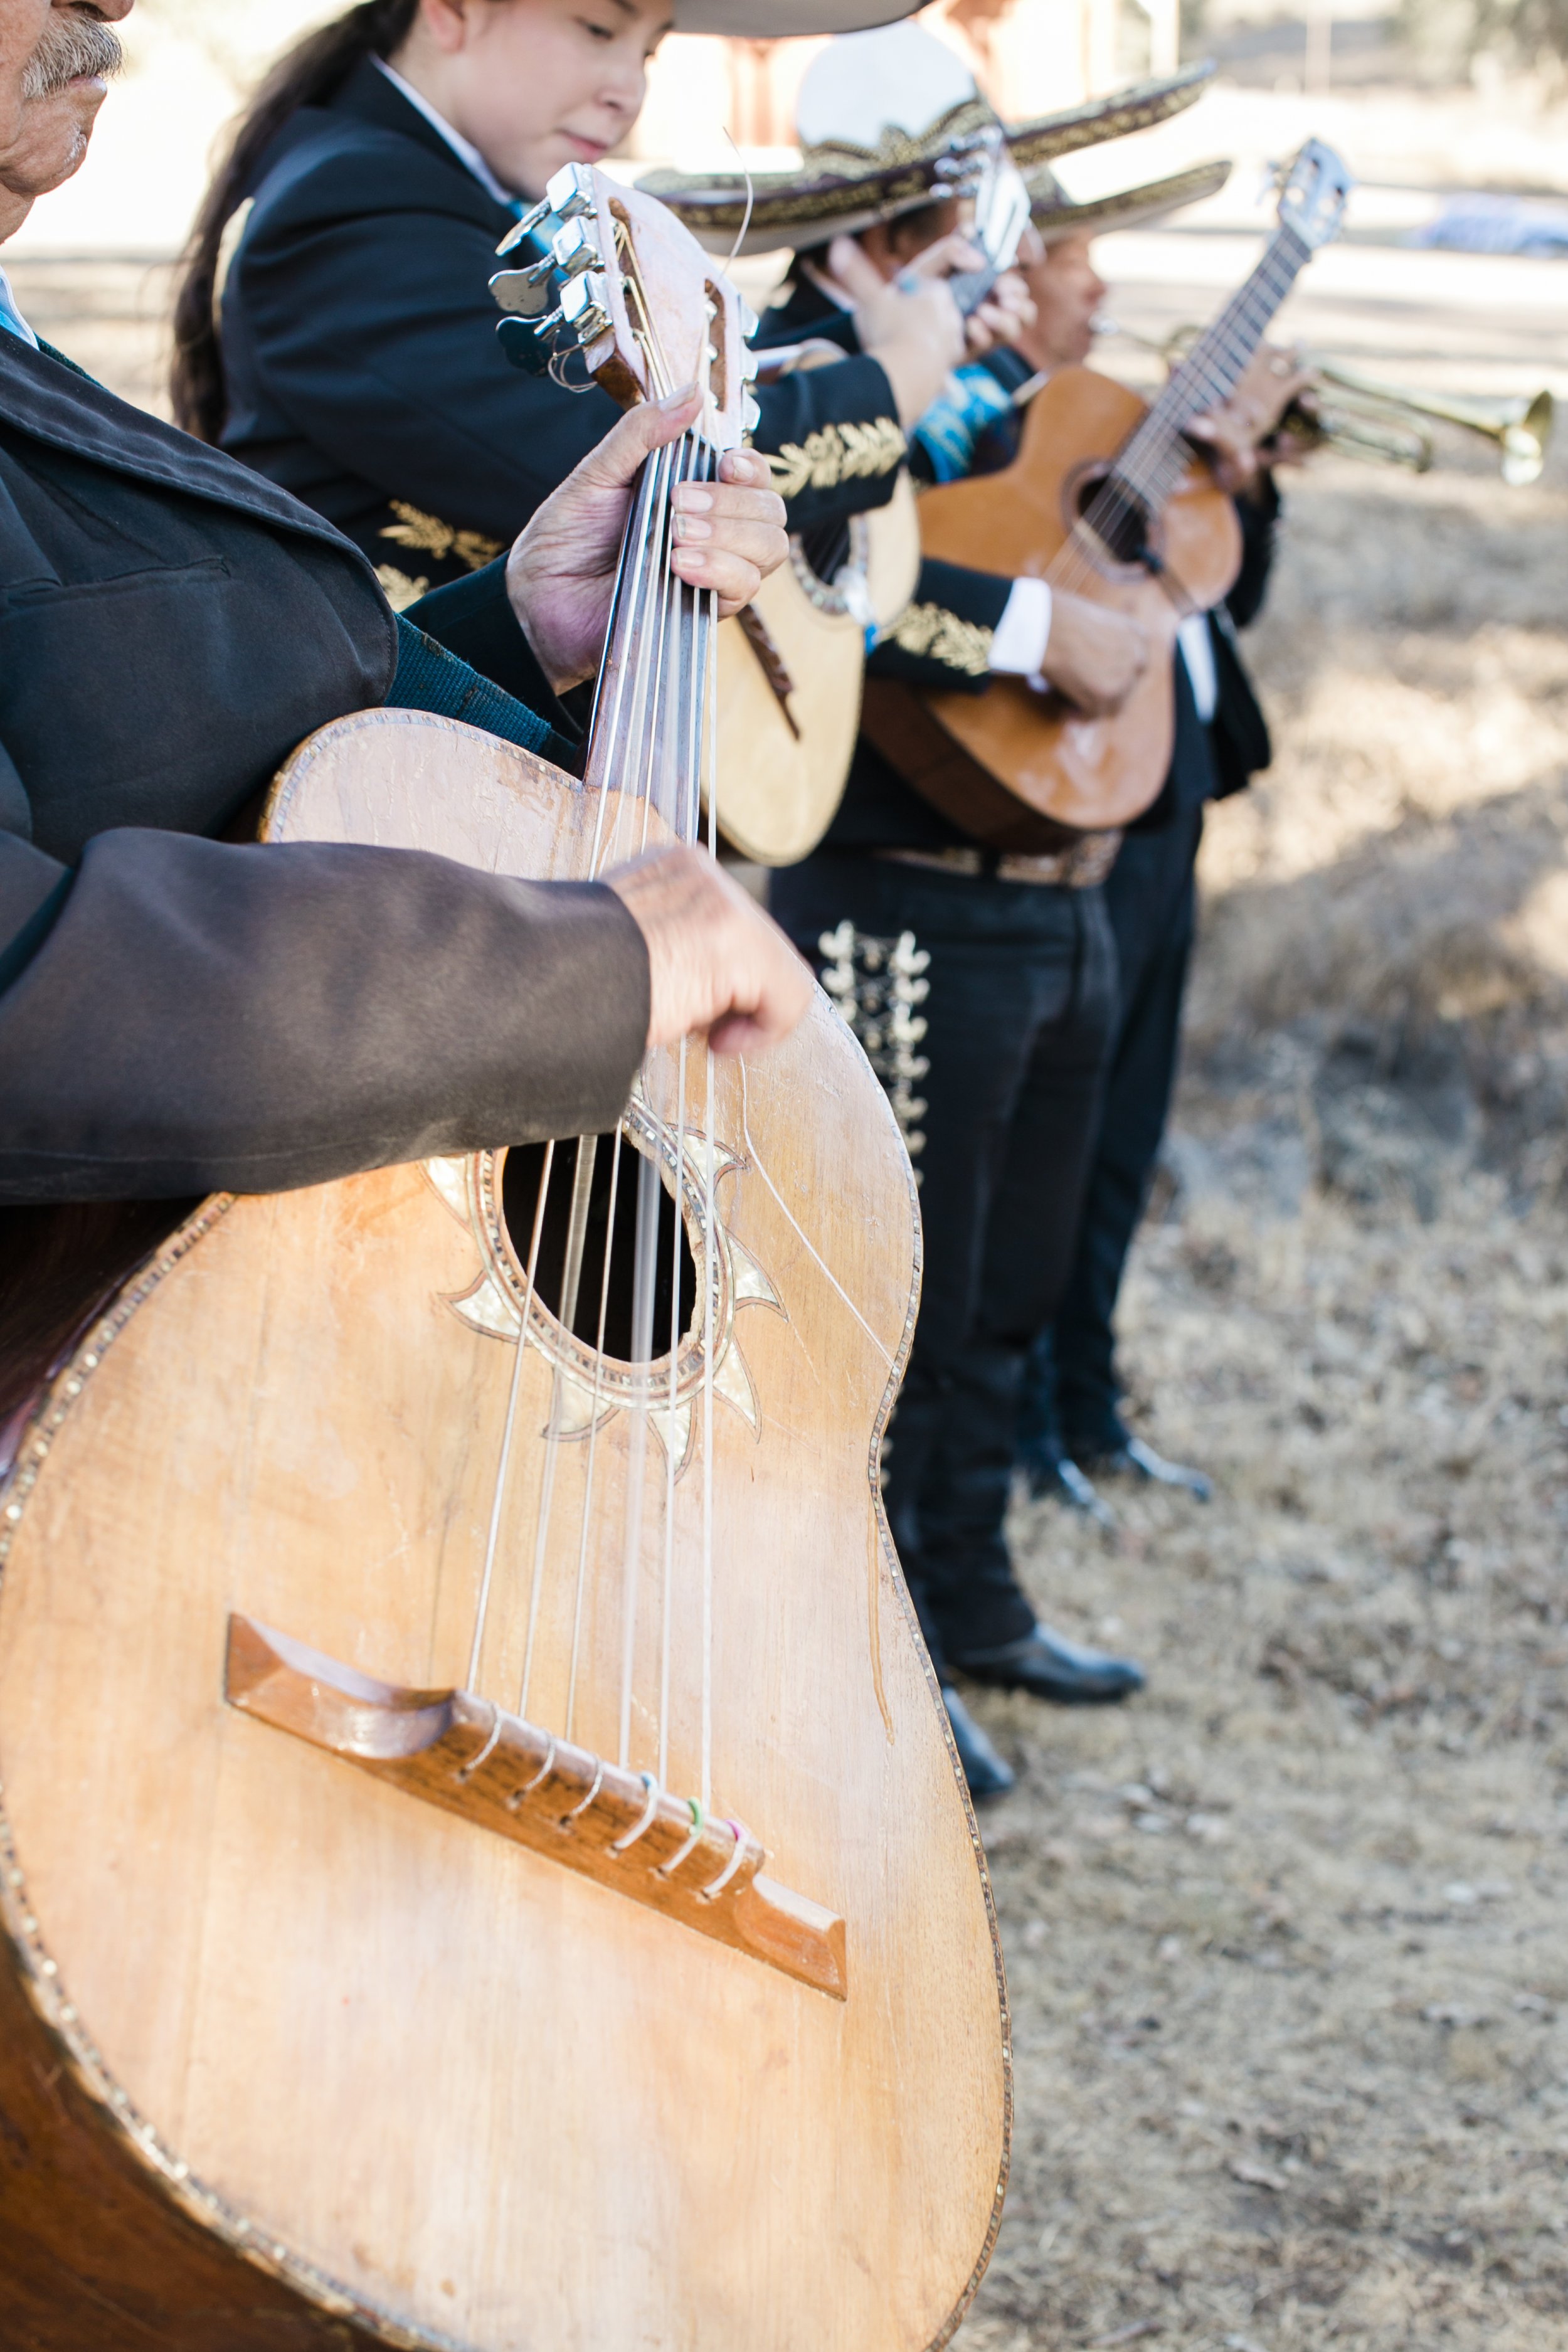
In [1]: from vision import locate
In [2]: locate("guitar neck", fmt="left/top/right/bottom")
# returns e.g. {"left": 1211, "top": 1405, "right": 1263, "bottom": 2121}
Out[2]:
{"left": 1111, "top": 220, "right": 1313, "bottom": 514}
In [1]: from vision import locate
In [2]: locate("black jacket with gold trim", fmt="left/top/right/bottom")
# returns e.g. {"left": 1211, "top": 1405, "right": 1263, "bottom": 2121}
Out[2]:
{"left": 218, "top": 59, "right": 909, "bottom": 603}
{"left": 755, "top": 280, "right": 1024, "bottom": 852}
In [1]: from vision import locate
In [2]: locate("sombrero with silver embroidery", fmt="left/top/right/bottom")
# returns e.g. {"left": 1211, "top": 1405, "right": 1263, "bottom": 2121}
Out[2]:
{"left": 1025, "top": 156, "right": 1231, "bottom": 245}
{"left": 640, "top": 29, "right": 1216, "bottom": 257}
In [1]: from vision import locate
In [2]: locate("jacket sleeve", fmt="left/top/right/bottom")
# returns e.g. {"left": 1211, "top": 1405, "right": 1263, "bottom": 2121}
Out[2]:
{"left": 1226, "top": 474, "right": 1280, "bottom": 631}
{"left": 751, "top": 359, "right": 906, "bottom": 538}
{"left": 395, "top": 568, "right": 581, "bottom": 763}
{"left": 0, "top": 818, "right": 648, "bottom": 1204}
{"left": 230, "top": 179, "right": 623, "bottom": 539}
{"left": 867, "top": 557, "right": 1013, "bottom": 696}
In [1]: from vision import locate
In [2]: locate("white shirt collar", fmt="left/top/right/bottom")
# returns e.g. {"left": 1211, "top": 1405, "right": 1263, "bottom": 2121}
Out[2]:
{"left": 374, "top": 58, "right": 519, "bottom": 213}
{"left": 0, "top": 265, "right": 39, "bottom": 349}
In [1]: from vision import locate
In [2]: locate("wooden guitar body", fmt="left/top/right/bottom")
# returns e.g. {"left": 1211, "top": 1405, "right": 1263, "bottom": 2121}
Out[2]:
{"left": 714, "top": 477, "right": 921, "bottom": 867}
{"left": 0, "top": 711, "right": 1009, "bottom": 2351}
{"left": 865, "top": 366, "right": 1242, "bottom": 850}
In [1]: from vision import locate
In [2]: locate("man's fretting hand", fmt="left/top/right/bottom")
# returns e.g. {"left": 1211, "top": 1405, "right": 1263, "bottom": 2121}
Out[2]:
{"left": 605, "top": 847, "right": 813, "bottom": 1057}
{"left": 507, "top": 387, "right": 788, "bottom": 694}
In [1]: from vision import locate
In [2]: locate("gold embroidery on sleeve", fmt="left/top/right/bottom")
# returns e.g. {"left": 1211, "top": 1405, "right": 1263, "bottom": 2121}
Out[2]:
{"left": 380, "top": 501, "right": 505, "bottom": 573}
{"left": 765, "top": 416, "right": 906, "bottom": 503}
{"left": 375, "top": 563, "right": 432, "bottom": 613}
{"left": 888, "top": 601, "right": 993, "bottom": 677}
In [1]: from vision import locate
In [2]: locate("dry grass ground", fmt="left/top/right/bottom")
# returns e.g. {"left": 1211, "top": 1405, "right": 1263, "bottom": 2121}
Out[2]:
{"left": 11, "top": 243, "right": 1567, "bottom": 2352}
{"left": 956, "top": 430, "right": 1568, "bottom": 2351}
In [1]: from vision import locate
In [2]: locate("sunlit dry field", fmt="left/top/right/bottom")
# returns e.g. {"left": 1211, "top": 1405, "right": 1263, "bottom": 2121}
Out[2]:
{"left": 12, "top": 221, "right": 1568, "bottom": 2352}
{"left": 957, "top": 400, "right": 1568, "bottom": 2346}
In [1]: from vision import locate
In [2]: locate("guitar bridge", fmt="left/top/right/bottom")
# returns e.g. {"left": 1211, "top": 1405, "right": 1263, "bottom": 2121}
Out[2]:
{"left": 224, "top": 1616, "right": 847, "bottom": 2001}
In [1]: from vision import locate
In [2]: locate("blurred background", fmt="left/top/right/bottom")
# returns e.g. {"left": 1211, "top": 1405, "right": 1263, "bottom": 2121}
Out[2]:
{"left": 11, "top": 7, "right": 1568, "bottom": 2344}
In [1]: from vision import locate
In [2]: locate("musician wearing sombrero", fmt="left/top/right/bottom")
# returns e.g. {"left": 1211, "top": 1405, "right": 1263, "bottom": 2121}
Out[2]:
{"left": 174, "top": 0, "right": 1027, "bottom": 603}
{"left": 654, "top": 26, "right": 1230, "bottom": 1794}
{"left": 996, "top": 171, "right": 1313, "bottom": 1522}
{"left": 0, "top": 0, "right": 808, "bottom": 1424}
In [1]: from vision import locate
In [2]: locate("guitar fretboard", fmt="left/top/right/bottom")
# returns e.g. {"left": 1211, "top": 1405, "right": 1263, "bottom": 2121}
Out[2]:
{"left": 1110, "top": 220, "right": 1313, "bottom": 515}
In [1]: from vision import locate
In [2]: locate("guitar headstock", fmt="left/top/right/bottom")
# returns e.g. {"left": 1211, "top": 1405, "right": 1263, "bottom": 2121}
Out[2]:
{"left": 491, "top": 163, "right": 758, "bottom": 452}
{"left": 1274, "top": 138, "right": 1353, "bottom": 252}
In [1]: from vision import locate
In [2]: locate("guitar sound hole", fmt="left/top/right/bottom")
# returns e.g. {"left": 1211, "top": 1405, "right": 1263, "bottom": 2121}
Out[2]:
{"left": 1074, "top": 470, "right": 1150, "bottom": 567}
{"left": 501, "top": 1133, "right": 697, "bottom": 1364}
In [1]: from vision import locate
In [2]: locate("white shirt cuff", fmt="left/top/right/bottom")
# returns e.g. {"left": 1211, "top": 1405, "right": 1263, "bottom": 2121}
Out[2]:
{"left": 990, "top": 576, "right": 1053, "bottom": 686}
{"left": 1176, "top": 610, "right": 1219, "bottom": 723}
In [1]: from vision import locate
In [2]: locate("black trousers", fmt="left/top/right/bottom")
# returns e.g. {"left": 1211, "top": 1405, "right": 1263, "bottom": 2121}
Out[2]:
{"left": 772, "top": 852, "right": 1117, "bottom": 1678}
{"left": 1017, "top": 802, "right": 1202, "bottom": 1464}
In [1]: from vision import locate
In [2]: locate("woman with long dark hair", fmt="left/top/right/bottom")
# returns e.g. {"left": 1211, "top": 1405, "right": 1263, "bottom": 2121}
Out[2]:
{"left": 174, "top": 0, "right": 984, "bottom": 607}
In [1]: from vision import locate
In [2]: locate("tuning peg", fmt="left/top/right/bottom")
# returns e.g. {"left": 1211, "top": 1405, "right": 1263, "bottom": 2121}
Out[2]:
{"left": 551, "top": 217, "right": 600, "bottom": 278}
{"left": 738, "top": 344, "right": 760, "bottom": 384}
{"left": 490, "top": 259, "right": 556, "bottom": 317}
{"left": 738, "top": 299, "right": 760, "bottom": 341}
{"left": 495, "top": 195, "right": 553, "bottom": 257}
{"left": 559, "top": 271, "right": 611, "bottom": 344}
{"left": 496, "top": 313, "right": 559, "bottom": 375}
{"left": 740, "top": 393, "right": 761, "bottom": 434}
{"left": 544, "top": 161, "right": 596, "bottom": 220}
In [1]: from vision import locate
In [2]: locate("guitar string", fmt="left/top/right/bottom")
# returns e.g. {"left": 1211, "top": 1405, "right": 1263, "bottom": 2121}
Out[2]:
{"left": 501, "top": 262, "right": 680, "bottom": 1730}
{"left": 516, "top": 1131, "right": 596, "bottom": 1721}
{"left": 617, "top": 425, "right": 685, "bottom": 1770}
{"left": 517, "top": 430, "right": 677, "bottom": 1729}
{"left": 527, "top": 436, "right": 677, "bottom": 1729}
{"left": 700, "top": 574, "right": 719, "bottom": 1814}
{"left": 554, "top": 240, "right": 681, "bottom": 1756}
{"left": 564, "top": 1120, "right": 623, "bottom": 1742}
{"left": 650, "top": 429, "right": 712, "bottom": 1791}
{"left": 466, "top": 1138, "right": 554, "bottom": 1691}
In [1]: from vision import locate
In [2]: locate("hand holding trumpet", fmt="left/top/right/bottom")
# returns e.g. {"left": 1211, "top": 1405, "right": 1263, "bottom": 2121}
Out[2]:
{"left": 1185, "top": 341, "right": 1315, "bottom": 496}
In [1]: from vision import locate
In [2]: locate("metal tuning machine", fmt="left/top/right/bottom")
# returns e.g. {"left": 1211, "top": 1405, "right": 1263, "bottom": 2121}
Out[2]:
{"left": 490, "top": 161, "right": 608, "bottom": 377}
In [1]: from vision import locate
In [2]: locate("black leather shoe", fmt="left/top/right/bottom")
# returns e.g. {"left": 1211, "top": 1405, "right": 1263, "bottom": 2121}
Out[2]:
{"left": 941, "top": 1687, "right": 1015, "bottom": 1799}
{"left": 1080, "top": 1434, "right": 1213, "bottom": 1501}
{"left": 951, "top": 1623, "right": 1147, "bottom": 1705}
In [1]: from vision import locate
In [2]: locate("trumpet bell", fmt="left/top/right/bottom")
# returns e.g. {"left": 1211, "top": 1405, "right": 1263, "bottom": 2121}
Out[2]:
{"left": 1312, "top": 363, "right": 1555, "bottom": 487}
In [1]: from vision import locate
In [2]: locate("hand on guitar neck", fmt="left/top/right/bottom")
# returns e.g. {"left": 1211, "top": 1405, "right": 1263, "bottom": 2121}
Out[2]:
{"left": 1185, "top": 340, "right": 1314, "bottom": 497}
{"left": 821, "top": 233, "right": 1034, "bottom": 430}
{"left": 507, "top": 386, "right": 789, "bottom": 692}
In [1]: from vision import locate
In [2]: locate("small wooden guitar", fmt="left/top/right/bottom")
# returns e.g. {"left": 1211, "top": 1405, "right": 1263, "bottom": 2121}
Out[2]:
{"left": 712, "top": 129, "right": 1034, "bottom": 867}
{"left": 862, "top": 139, "right": 1352, "bottom": 850}
{"left": 0, "top": 167, "right": 1007, "bottom": 2351}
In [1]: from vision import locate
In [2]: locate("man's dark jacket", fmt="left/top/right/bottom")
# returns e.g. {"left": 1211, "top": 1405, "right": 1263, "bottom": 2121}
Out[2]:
{"left": 220, "top": 59, "right": 909, "bottom": 589}
{"left": 0, "top": 331, "right": 648, "bottom": 1207}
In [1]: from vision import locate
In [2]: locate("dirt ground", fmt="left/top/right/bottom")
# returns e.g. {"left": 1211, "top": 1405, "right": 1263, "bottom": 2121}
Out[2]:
{"left": 953, "top": 425, "right": 1568, "bottom": 2349}
{"left": 11, "top": 218, "right": 1568, "bottom": 2352}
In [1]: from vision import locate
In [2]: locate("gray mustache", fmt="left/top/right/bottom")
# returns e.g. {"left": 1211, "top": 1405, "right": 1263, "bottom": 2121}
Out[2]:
{"left": 20, "top": 14, "right": 125, "bottom": 101}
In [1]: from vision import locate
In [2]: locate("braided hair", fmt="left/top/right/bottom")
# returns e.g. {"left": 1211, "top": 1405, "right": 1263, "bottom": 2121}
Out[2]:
{"left": 170, "top": 0, "right": 421, "bottom": 442}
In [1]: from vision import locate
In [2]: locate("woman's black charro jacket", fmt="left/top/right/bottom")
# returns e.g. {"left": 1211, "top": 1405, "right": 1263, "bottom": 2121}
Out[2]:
{"left": 218, "top": 58, "right": 911, "bottom": 602}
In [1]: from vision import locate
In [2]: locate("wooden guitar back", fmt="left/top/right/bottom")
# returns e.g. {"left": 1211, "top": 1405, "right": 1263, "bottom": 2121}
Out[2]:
{"left": 714, "top": 566, "right": 864, "bottom": 866}
{"left": 713, "top": 477, "right": 921, "bottom": 869}
{"left": 866, "top": 367, "right": 1242, "bottom": 849}
{"left": 0, "top": 711, "right": 1009, "bottom": 2352}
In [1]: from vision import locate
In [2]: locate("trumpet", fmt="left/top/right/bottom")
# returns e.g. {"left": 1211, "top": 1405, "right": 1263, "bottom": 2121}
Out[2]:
{"left": 1098, "top": 318, "right": 1555, "bottom": 487}
{"left": 1280, "top": 363, "right": 1555, "bottom": 487}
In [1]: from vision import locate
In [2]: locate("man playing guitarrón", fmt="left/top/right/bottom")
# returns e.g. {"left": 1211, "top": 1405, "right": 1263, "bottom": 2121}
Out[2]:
{"left": 0, "top": 0, "right": 806, "bottom": 1424}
